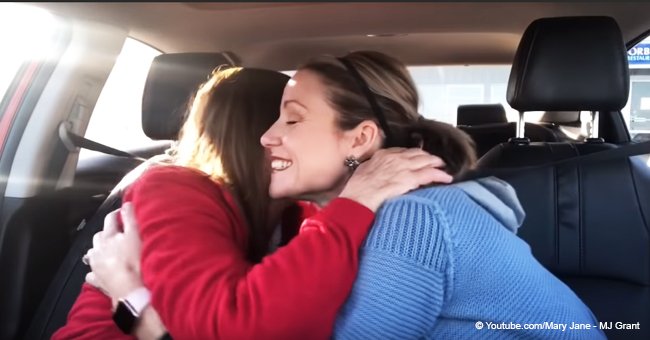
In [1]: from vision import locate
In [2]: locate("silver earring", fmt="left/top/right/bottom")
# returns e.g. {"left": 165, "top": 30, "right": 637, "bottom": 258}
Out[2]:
{"left": 344, "top": 156, "right": 360, "bottom": 170}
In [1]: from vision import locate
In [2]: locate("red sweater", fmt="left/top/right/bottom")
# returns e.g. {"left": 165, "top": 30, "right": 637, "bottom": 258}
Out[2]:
{"left": 53, "top": 165, "right": 374, "bottom": 340}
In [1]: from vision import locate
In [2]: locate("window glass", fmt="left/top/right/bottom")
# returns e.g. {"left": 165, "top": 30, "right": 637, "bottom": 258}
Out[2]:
{"left": 80, "top": 38, "right": 162, "bottom": 159}
{"left": 625, "top": 36, "right": 650, "bottom": 142}
{"left": 0, "top": 4, "right": 59, "bottom": 103}
{"left": 410, "top": 65, "right": 515, "bottom": 124}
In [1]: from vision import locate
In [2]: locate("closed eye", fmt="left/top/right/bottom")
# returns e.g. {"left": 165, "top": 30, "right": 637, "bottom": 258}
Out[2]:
{"left": 286, "top": 121, "right": 298, "bottom": 125}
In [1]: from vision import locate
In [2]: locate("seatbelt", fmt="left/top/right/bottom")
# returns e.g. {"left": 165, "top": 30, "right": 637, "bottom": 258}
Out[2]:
{"left": 58, "top": 122, "right": 147, "bottom": 162}
{"left": 456, "top": 140, "right": 650, "bottom": 182}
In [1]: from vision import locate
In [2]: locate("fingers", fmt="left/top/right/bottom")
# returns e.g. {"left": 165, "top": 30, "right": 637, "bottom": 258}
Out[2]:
{"left": 371, "top": 148, "right": 445, "bottom": 169}
{"left": 370, "top": 147, "right": 421, "bottom": 162}
{"left": 85, "top": 248, "right": 96, "bottom": 266}
{"left": 398, "top": 147, "right": 430, "bottom": 159}
{"left": 412, "top": 166, "right": 453, "bottom": 186}
{"left": 102, "top": 209, "right": 121, "bottom": 236}
{"left": 341, "top": 147, "right": 453, "bottom": 212}
{"left": 121, "top": 203, "right": 138, "bottom": 236}
{"left": 85, "top": 271, "right": 99, "bottom": 287}
{"left": 377, "top": 147, "right": 407, "bottom": 155}
{"left": 121, "top": 203, "right": 142, "bottom": 272}
{"left": 406, "top": 153, "right": 446, "bottom": 170}
{"left": 92, "top": 231, "right": 104, "bottom": 249}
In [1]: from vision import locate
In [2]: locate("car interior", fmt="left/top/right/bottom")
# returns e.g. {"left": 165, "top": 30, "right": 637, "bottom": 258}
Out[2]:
{"left": 0, "top": 2, "right": 649, "bottom": 340}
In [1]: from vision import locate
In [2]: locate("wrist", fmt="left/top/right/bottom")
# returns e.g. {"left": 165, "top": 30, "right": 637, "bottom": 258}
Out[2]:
{"left": 113, "top": 286, "right": 151, "bottom": 334}
{"left": 137, "top": 305, "right": 168, "bottom": 340}
{"left": 111, "top": 270, "right": 145, "bottom": 299}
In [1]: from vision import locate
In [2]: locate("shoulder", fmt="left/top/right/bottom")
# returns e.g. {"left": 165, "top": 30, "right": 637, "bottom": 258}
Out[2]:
{"left": 372, "top": 185, "right": 474, "bottom": 233}
{"left": 123, "top": 165, "right": 245, "bottom": 238}
{"left": 124, "top": 165, "right": 228, "bottom": 204}
{"left": 136, "top": 165, "right": 219, "bottom": 191}
{"left": 138, "top": 164, "right": 211, "bottom": 183}
{"left": 381, "top": 184, "right": 472, "bottom": 213}
{"left": 367, "top": 186, "right": 466, "bottom": 270}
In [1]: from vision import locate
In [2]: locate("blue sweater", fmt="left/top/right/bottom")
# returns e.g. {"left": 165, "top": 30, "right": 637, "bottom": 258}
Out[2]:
{"left": 334, "top": 177, "right": 605, "bottom": 339}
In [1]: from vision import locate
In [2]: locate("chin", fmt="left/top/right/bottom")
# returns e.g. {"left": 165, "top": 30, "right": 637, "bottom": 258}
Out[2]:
{"left": 269, "top": 186, "right": 293, "bottom": 199}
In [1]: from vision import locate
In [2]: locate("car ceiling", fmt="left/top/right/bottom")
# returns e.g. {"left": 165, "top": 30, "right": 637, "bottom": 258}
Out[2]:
{"left": 29, "top": 2, "right": 650, "bottom": 70}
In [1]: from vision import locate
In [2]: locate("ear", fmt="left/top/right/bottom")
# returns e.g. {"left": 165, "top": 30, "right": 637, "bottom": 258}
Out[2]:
{"left": 345, "top": 120, "right": 382, "bottom": 160}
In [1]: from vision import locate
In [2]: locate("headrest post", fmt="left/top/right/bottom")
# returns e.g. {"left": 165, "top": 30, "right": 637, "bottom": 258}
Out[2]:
{"left": 508, "top": 110, "right": 530, "bottom": 145}
{"left": 585, "top": 110, "right": 604, "bottom": 143}
{"left": 516, "top": 111, "right": 526, "bottom": 139}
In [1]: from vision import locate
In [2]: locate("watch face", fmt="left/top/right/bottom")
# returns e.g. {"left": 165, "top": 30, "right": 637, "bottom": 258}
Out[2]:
{"left": 113, "top": 301, "right": 137, "bottom": 334}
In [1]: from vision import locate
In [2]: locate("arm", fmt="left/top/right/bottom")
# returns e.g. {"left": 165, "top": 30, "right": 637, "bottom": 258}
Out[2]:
{"left": 73, "top": 150, "right": 450, "bottom": 338}
{"left": 127, "top": 166, "right": 375, "bottom": 340}
{"left": 333, "top": 198, "right": 453, "bottom": 339}
{"left": 52, "top": 284, "right": 134, "bottom": 340}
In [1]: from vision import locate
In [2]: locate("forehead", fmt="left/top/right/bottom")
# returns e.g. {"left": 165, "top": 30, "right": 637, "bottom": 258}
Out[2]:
{"left": 282, "top": 70, "right": 326, "bottom": 101}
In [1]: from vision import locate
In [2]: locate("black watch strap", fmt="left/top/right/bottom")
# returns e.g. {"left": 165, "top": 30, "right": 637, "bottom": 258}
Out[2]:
{"left": 112, "top": 299, "right": 137, "bottom": 334}
{"left": 112, "top": 287, "right": 151, "bottom": 334}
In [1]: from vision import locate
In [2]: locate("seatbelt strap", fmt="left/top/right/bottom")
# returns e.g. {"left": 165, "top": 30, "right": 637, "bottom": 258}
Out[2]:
{"left": 456, "top": 140, "right": 650, "bottom": 182}
{"left": 58, "top": 122, "right": 146, "bottom": 162}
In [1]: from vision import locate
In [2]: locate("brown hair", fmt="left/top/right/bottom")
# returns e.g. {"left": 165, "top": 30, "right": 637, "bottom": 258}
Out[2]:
{"left": 298, "top": 51, "right": 476, "bottom": 176}
{"left": 174, "top": 67, "right": 289, "bottom": 262}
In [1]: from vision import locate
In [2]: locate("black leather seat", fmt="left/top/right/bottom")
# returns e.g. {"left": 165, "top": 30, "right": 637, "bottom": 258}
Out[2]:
{"left": 478, "top": 16, "right": 649, "bottom": 339}
{"left": 25, "top": 52, "right": 233, "bottom": 340}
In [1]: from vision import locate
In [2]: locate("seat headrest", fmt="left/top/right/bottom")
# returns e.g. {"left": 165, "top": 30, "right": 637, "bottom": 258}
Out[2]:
{"left": 142, "top": 53, "right": 233, "bottom": 140}
{"left": 507, "top": 16, "right": 629, "bottom": 112}
{"left": 457, "top": 104, "right": 507, "bottom": 126}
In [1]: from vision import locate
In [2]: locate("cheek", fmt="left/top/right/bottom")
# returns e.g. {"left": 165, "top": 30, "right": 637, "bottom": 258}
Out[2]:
{"left": 297, "top": 141, "right": 347, "bottom": 184}
{"left": 298, "top": 132, "right": 344, "bottom": 167}
{"left": 270, "top": 140, "right": 346, "bottom": 196}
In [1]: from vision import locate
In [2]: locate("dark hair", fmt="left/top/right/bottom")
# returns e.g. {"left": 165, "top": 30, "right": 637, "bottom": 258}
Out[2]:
{"left": 298, "top": 51, "right": 476, "bottom": 176}
{"left": 174, "top": 67, "right": 289, "bottom": 262}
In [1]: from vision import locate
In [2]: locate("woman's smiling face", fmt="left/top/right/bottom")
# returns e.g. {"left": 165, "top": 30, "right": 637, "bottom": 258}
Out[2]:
{"left": 260, "top": 70, "right": 355, "bottom": 204}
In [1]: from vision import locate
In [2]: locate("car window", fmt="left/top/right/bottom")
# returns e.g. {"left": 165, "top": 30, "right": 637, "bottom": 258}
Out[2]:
{"left": 625, "top": 35, "right": 650, "bottom": 142}
{"left": 80, "top": 38, "right": 162, "bottom": 159}
{"left": 409, "top": 65, "right": 517, "bottom": 124}
{"left": 0, "top": 4, "right": 59, "bottom": 107}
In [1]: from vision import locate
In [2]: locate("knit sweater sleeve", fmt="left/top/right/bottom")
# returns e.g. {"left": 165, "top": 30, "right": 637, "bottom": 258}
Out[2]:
{"left": 125, "top": 166, "right": 375, "bottom": 340}
{"left": 333, "top": 196, "right": 453, "bottom": 339}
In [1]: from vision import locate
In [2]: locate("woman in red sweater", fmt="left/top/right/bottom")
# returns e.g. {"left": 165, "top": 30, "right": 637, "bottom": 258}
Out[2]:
{"left": 53, "top": 67, "right": 450, "bottom": 340}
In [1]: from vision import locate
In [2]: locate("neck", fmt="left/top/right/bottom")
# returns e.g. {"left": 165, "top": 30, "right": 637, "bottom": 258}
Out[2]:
{"left": 312, "top": 192, "right": 340, "bottom": 208}
{"left": 301, "top": 173, "right": 350, "bottom": 208}
{"left": 296, "top": 190, "right": 341, "bottom": 208}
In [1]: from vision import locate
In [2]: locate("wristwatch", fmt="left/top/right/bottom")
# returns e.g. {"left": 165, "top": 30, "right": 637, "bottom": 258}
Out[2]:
{"left": 112, "top": 287, "right": 151, "bottom": 334}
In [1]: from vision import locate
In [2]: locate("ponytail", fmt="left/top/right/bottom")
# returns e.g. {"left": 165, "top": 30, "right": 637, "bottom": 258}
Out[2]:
{"left": 406, "top": 118, "right": 477, "bottom": 177}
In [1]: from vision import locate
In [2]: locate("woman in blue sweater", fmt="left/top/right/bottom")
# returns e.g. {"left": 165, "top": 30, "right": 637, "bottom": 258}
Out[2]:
{"left": 260, "top": 51, "right": 605, "bottom": 339}
{"left": 89, "top": 51, "right": 604, "bottom": 339}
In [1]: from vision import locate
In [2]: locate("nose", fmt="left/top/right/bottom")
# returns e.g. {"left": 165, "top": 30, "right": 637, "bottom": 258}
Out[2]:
{"left": 260, "top": 125, "right": 281, "bottom": 148}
